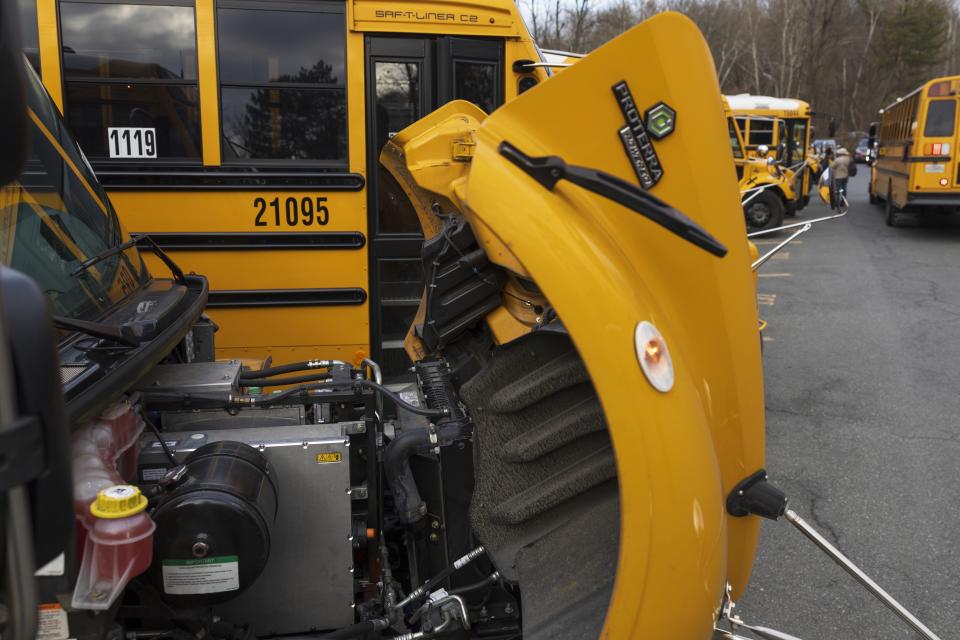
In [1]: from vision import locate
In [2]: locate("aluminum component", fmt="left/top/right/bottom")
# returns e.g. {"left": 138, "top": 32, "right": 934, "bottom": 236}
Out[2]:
{"left": 785, "top": 509, "right": 943, "bottom": 640}
{"left": 162, "top": 406, "right": 304, "bottom": 431}
{"left": 752, "top": 223, "right": 811, "bottom": 271}
{"left": 138, "top": 422, "right": 352, "bottom": 634}
{"left": 133, "top": 361, "right": 242, "bottom": 395}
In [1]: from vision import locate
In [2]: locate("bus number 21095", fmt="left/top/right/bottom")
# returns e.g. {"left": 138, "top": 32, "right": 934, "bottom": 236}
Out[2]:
{"left": 254, "top": 196, "right": 330, "bottom": 227}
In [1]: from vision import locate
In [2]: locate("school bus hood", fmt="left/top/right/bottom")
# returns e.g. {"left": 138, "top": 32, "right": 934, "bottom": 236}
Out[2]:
{"left": 384, "top": 12, "right": 764, "bottom": 638}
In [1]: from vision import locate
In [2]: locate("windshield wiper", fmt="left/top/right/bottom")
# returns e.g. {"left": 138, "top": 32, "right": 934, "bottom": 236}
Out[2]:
{"left": 71, "top": 234, "right": 186, "bottom": 283}
{"left": 53, "top": 315, "right": 140, "bottom": 347}
{"left": 499, "top": 141, "right": 727, "bottom": 258}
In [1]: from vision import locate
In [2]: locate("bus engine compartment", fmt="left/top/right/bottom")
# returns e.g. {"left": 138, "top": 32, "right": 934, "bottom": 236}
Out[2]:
{"left": 60, "top": 284, "right": 618, "bottom": 638}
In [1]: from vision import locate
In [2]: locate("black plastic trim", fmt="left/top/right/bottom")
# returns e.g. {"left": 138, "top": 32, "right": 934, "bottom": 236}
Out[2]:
{"left": 64, "top": 275, "right": 210, "bottom": 424}
{"left": 131, "top": 232, "right": 366, "bottom": 251}
{"left": 94, "top": 169, "right": 365, "bottom": 191}
{"left": 207, "top": 288, "right": 367, "bottom": 308}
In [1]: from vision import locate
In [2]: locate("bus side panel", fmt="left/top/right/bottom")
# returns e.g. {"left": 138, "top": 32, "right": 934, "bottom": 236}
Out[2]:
{"left": 114, "top": 190, "right": 370, "bottom": 361}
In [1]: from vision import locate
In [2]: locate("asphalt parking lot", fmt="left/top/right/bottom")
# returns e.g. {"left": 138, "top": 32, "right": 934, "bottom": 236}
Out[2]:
{"left": 737, "top": 172, "right": 960, "bottom": 639}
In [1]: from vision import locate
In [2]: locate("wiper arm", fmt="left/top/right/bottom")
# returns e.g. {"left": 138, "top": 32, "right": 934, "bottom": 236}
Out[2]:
{"left": 71, "top": 234, "right": 185, "bottom": 283}
{"left": 53, "top": 316, "right": 140, "bottom": 347}
{"left": 71, "top": 236, "right": 138, "bottom": 276}
{"left": 499, "top": 141, "right": 727, "bottom": 258}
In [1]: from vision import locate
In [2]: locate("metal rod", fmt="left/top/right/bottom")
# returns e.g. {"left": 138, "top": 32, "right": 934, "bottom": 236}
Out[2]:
{"left": 747, "top": 210, "right": 847, "bottom": 238}
{"left": 784, "top": 509, "right": 943, "bottom": 640}
{"left": 741, "top": 183, "right": 776, "bottom": 205}
{"left": 752, "top": 224, "right": 811, "bottom": 271}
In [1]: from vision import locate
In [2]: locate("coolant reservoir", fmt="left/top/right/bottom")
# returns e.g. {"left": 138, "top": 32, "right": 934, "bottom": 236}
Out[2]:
{"left": 72, "top": 485, "right": 155, "bottom": 610}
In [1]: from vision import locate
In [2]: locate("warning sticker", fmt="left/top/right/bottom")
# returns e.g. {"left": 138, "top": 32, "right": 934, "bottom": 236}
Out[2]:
{"left": 316, "top": 451, "right": 342, "bottom": 464}
{"left": 161, "top": 556, "right": 240, "bottom": 595}
{"left": 35, "top": 553, "right": 65, "bottom": 577}
{"left": 37, "top": 603, "right": 69, "bottom": 640}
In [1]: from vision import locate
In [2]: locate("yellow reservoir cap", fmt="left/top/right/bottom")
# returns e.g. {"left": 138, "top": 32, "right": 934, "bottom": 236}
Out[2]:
{"left": 90, "top": 485, "right": 148, "bottom": 519}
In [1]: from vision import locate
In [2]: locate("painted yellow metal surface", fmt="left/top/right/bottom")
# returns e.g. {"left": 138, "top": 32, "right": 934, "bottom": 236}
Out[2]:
{"left": 387, "top": 13, "right": 764, "bottom": 637}
{"left": 350, "top": 0, "right": 522, "bottom": 36}
{"left": 34, "top": 0, "right": 545, "bottom": 366}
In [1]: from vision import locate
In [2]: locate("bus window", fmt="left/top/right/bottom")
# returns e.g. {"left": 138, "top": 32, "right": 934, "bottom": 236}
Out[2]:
{"left": 747, "top": 119, "right": 774, "bottom": 147}
{"left": 924, "top": 99, "right": 956, "bottom": 137}
{"left": 15, "top": 0, "right": 40, "bottom": 73}
{"left": 217, "top": 1, "right": 347, "bottom": 163}
{"left": 59, "top": 1, "right": 201, "bottom": 161}
{"left": 728, "top": 120, "right": 743, "bottom": 158}
{"left": 454, "top": 61, "right": 496, "bottom": 113}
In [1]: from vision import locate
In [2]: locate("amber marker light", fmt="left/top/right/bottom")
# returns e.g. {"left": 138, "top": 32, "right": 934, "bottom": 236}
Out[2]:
{"left": 635, "top": 321, "right": 674, "bottom": 392}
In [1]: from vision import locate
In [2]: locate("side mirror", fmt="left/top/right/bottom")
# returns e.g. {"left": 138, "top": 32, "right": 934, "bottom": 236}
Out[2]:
{"left": 757, "top": 144, "right": 770, "bottom": 156}
{"left": 0, "top": 267, "right": 74, "bottom": 640}
{"left": 0, "top": 0, "right": 28, "bottom": 186}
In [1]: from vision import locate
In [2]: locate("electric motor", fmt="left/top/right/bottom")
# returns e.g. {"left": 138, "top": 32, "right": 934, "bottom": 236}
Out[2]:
{"left": 150, "top": 441, "right": 278, "bottom": 606}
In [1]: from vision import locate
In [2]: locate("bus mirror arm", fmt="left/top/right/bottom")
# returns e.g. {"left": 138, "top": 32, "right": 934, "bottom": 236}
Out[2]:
{"left": 721, "top": 472, "right": 945, "bottom": 640}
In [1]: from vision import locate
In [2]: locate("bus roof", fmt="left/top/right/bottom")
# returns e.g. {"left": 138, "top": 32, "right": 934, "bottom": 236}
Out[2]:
{"left": 881, "top": 75, "right": 960, "bottom": 113}
{"left": 725, "top": 94, "right": 811, "bottom": 114}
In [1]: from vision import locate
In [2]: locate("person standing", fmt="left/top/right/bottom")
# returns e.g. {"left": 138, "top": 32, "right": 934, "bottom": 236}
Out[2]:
{"left": 831, "top": 148, "right": 853, "bottom": 201}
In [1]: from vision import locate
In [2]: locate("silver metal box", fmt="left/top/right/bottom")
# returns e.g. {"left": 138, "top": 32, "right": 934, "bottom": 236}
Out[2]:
{"left": 133, "top": 360, "right": 242, "bottom": 395}
{"left": 138, "top": 422, "right": 354, "bottom": 634}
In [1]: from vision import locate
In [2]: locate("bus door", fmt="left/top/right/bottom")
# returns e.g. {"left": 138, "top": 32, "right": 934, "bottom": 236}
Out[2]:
{"left": 366, "top": 36, "right": 503, "bottom": 375}
{"left": 916, "top": 93, "right": 958, "bottom": 192}
{"left": 784, "top": 118, "right": 810, "bottom": 200}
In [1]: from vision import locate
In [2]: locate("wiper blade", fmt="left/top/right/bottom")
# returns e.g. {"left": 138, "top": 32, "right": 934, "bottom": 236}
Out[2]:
{"left": 71, "top": 236, "right": 138, "bottom": 276}
{"left": 71, "top": 234, "right": 185, "bottom": 283}
{"left": 53, "top": 316, "right": 140, "bottom": 347}
{"left": 499, "top": 141, "right": 727, "bottom": 258}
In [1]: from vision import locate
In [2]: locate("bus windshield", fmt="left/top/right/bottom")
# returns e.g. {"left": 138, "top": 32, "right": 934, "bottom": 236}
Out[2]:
{"left": 1, "top": 61, "right": 145, "bottom": 323}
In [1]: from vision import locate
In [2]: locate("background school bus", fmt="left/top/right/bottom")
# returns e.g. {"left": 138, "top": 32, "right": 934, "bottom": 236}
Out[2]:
{"left": 25, "top": 0, "right": 549, "bottom": 375}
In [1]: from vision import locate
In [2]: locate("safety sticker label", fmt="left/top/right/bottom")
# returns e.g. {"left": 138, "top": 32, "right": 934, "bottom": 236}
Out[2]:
{"left": 36, "top": 603, "right": 69, "bottom": 640}
{"left": 35, "top": 553, "right": 65, "bottom": 577}
{"left": 162, "top": 556, "right": 239, "bottom": 595}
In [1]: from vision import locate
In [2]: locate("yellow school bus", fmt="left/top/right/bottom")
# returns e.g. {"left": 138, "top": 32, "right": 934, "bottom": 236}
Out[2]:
{"left": 726, "top": 94, "right": 813, "bottom": 209}
{"left": 723, "top": 98, "right": 799, "bottom": 231}
{"left": 870, "top": 75, "right": 960, "bottom": 227}
{"left": 22, "top": 0, "right": 549, "bottom": 375}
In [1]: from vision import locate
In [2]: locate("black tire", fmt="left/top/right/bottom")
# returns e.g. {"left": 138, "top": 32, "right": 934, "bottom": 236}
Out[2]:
{"left": 885, "top": 183, "right": 909, "bottom": 227}
{"left": 744, "top": 191, "right": 785, "bottom": 232}
{"left": 869, "top": 182, "right": 881, "bottom": 205}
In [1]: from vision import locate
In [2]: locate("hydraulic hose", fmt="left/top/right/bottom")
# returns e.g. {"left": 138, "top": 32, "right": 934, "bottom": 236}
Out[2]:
{"left": 240, "top": 372, "right": 332, "bottom": 388}
{"left": 239, "top": 359, "right": 347, "bottom": 380}
{"left": 448, "top": 571, "right": 501, "bottom": 598}
{"left": 281, "top": 618, "right": 389, "bottom": 640}
{"left": 384, "top": 429, "right": 433, "bottom": 523}
{"left": 393, "top": 546, "right": 487, "bottom": 610}
{"left": 357, "top": 380, "right": 449, "bottom": 418}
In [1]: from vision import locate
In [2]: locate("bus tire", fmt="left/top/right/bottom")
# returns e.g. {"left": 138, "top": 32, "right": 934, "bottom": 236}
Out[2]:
{"left": 744, "top": 191, "right": 785, "bottom": 232}
{"left": 885, "top": 184, "right": 909, "bottom": 227}
{"left": 869, "top": 183, "right": 881, "bottom": 205}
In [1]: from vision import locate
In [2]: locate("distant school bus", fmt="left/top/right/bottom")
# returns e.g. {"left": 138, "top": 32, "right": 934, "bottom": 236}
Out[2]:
{"left": 726, "top": 94, "right": 814, "bottom": 210}
{"left": 723, "top": 97, "right": 800, "bottom": 231}
{"left": 19, "top": 0, "right": 549, "bottom": 375}
{"left": 870, "top": 75, "right": 960, "bottom": 227}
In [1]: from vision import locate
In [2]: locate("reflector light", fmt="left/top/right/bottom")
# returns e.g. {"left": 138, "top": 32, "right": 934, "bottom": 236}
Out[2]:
{"left": 940, "top": 178, "right": 949, "bottom": 186}
{"left": 943, "top": 143, "right": 951, "bottom": 155}
{"left": 635, "top": 321, "right": 674, "bottom": 393}
{"left": 928, "top": 81, "right": 951, "bottom": 97}
{"left": 934, "top": 143, "right": 942, "bottom": 155}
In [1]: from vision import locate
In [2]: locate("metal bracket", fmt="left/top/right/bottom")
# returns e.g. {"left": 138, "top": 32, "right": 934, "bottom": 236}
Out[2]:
{"left": 342, "top": 421, "right": 366, "bottom": 436}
